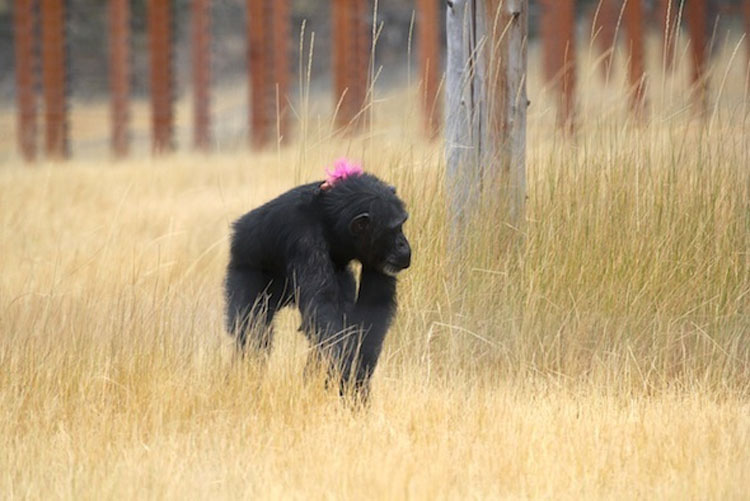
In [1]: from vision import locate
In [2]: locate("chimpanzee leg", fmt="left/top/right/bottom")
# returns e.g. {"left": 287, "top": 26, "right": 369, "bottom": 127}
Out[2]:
{"left": 224, "top": 267, "right": 279, "bottom": 354}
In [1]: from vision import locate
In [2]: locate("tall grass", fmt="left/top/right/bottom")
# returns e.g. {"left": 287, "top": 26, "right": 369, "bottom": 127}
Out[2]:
{"left": 0, "top": 33, "right": 749, "bottom": 498}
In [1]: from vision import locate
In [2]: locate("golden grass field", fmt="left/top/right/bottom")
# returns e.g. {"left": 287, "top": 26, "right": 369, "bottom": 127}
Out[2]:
{"left": 1, "top": 35, "right": 750, "bottom": 498}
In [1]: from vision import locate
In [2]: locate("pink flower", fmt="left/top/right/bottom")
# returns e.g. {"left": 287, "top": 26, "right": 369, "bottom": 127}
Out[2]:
{"left": 321, "top": 158, "right": 363, "bottom": 190}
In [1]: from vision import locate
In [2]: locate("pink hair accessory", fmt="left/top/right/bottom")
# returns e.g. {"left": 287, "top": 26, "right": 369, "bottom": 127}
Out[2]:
{"left": 320, "top": 158, "right": 363, "bottom": 190}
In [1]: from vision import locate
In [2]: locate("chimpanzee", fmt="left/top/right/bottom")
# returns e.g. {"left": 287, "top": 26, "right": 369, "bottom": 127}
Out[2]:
{"left": 224, "top": 160, "right": 411, "bottom": 398}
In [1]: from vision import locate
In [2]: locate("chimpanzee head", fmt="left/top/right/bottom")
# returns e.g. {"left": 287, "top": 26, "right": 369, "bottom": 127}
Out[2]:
{"left": 319, "top": 172, "right": 411, "bottom": 276}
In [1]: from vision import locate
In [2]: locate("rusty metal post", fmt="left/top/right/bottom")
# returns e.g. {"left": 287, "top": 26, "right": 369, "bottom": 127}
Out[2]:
{"left": 418, "top": 0, "right": 441, "bottom": 139}
{"left": 686, "top": 0, "right": 708, "bottom": 112}
{"left": 148, "top": 0, "right": 174, "bottom": 154}
{"left": 40, "top": 0, "right": 69, "bottom": 159}
{"left": 110, "top": 0, "right": 130, "bottom": 158}
{"left": 13, "top": 0, "right": 37, "bottom": 162}
{"left": 353, "top": 0, "right": 369, "bottom": 129}
{"left": 540, "top": 0, "right": 575, "bottom": 131}
{"left": 658, "top": 0, "right": 677, "bottom": 71}
{"left": 333, "top": 0, "right": 349, "bottom": 126}
{"left": 332, "top": 0, "right": 369, "bottom": 131}
{"left": 624, "top": 0, "right": 646, "bottom": 116}
{"left": 247, "top": 0, "right": 271, "bottom": 148}
{"left": 272, "top": 0, "right": 290, "bottom": 144}
{"left": 592, "top": 0, "right": 618, "bottom": 79}
{"left": 192, "top": 0, "right": 211, "bottom": 151}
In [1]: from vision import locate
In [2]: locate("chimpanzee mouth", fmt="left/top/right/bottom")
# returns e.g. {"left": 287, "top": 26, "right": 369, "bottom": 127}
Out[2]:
{"left": 381, "top": 263, "right": 401, "bottom": 277}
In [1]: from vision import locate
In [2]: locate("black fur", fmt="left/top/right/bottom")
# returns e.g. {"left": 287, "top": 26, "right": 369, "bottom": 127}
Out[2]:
{"left": 225, "top": 173, "right": 411, "bottom": 398}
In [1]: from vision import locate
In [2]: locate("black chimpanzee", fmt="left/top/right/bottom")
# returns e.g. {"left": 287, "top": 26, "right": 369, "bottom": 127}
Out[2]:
{"left": 224, "top": 162, "right": 411, "bottom": 398}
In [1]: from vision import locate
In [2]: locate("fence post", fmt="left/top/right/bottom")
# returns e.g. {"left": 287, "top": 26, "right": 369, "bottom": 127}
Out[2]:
{"left": 40, "top": 0, "right": 69, "bottom": 159}
{"left": 658, "top": 0, "right": 677, "bottom": 71}
{"left": 418, "top": 0, "right": 441, "bottom": 139}
{"left": 624, "top": 0, "right": 646, "bottom": 116}
{"left": 592, "top": 0, "right": 618, "bottom": 80}
{"left": 540, "top": 0, "right": 575, "bottom": 131}
{"left": 247, "top": 0, "right": 289, "bottom": 148}
{"left": 686, "top": 0, "right": 708, "bottom": 113}
{"left": 355, "top": 0, "right": 369, "bottom": 130}
{"left": 110, "top": 0, "right": 130, "bottom": 158}
{"left": 192, "top": 0, "right": 211, "bottom": 151}
{"left": 333, "top": 0, "right": 348, "bottom": 127}
{"left": 332, "top": 0, "right": 369, "bottom": 132}
{"left": 272, "top": 0, "right": 290, "bottom": 145}
{"left": 13, "top": 0, "right": 37, "bottom": 162}
{"left": 148, "top": 0, "right": 174, "bottom": 154}
{"left": 247, "top": 0, "right": 268, "bottom": 148}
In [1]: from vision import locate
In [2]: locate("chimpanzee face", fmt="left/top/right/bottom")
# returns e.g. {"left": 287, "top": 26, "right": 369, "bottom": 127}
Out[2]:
{"left": 349, "top": 209, "right": 411, "bottom": 276}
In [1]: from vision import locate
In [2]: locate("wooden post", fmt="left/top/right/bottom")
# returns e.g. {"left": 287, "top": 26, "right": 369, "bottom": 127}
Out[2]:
{"left": 486, "top": 0, "right": 527, "bottom": 224}
{"left": 624, "top": 0, "right": 646, "bottom": 116}
{"left": 445, "top": 0, "right": 528, "bottom": 245}
{"left": 13, "top": 0, "right": 37, "bottom": 162}
{"left": 745, "top": 0, "right": 750, "bottom": 67}
{"left": 446, "top": 0, "right": 481, "bottom": 240}
{"left": 418, "top": 0, "right": 441, "bottom": 139}
{"left": 148, "top": 0, "right": 174, "bottom": 154}
{"left": 540, "top": 0, "right": 575, "bottom": 131}
{"left": 40, "top": 0, "right": 69, "bottom": 159}
{"left": 686, "top": 0, "right": 708, "bottom": 112}
{"left": 332, "top": 0, "right": 369, "bottom": 131}
{"left": 110, "top": 0, "right": 130, "bottom": 158}
{"left": 192, "top": 0, "right": 211, "bottom": 151}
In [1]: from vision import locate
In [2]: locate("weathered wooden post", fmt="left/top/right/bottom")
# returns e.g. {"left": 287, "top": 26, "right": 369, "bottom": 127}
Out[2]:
{"left": 40, "top": 0, "right": 69, "bottom": 159}
{"left": 148, "top": 0, "right": 174, "bottom": 154}
{"left": 192, "top": 0, "right": 211, "bottom": 151}
{"left": 540, "top": 0, "right": 575, "bottom": 130}
{"left": 418, "top": 0, "right": 441, "bottom": 139}
{"left": 110, "top": 0, "right": 130, "bottom": 158}
{"left": 445, "top": 0, "right": 528, "bottom": 248}
{"left": 13, "top": 0, "right": 37, "bottom": 162}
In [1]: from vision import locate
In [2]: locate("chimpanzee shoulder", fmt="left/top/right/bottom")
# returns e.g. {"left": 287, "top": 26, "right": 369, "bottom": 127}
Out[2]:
{"left": 228, "top": 182, "right": 326, "bottom": 269}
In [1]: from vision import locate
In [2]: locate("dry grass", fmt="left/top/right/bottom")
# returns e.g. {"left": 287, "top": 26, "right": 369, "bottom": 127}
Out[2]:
{"left": 1, "top": 34, "right": 750, "bottom": 499}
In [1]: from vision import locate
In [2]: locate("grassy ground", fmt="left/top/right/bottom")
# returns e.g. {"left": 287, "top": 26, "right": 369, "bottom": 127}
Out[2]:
{"left": 1, "top": 35, "right": 749, "bottom": 498}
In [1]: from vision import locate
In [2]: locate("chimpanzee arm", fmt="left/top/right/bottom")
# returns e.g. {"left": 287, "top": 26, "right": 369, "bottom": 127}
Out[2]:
{"left": 288, "top": 240, "right": 350, "bottom": 352}
{"left": 342, "top": 267, "right": 398, "bottom": 395}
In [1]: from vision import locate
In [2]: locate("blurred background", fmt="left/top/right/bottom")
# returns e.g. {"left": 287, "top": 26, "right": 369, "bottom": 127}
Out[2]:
{"left": 0, "top": 0, "right": 748, "bottom": 162}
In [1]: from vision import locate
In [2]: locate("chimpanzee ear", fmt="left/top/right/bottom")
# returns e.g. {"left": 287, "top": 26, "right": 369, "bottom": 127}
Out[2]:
{"left": 349, "top": 213, "right": 370, "bottom": 235}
